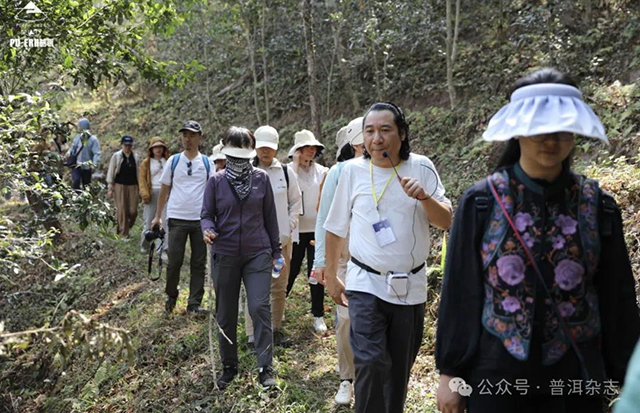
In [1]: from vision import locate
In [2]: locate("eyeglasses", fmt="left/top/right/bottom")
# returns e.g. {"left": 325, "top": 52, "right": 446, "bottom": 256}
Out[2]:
{"left": 187, "top": 161, "right": 192, "bottom": 176}
{"left": 527, "top": 133, "right": 574, "bottom": 143}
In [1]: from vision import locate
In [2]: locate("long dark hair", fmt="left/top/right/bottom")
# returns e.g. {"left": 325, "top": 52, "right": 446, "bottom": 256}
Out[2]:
{"left": 337, "top": 143, "right": 356, "bottom": 162}
{"left": 495, "top": 68, "right": 577, "bottom": 170}
{"left": 362, "top": 102, "right": 411, "bottom": 161}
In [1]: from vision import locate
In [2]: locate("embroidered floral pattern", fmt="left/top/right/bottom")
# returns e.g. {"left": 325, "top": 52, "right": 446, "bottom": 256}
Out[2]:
{"left": 481, "top": 169, "right": 602, "bottom": 364}
{"left": 502, "top": 296, "right": 521, "bottom": 313}
{"left": 497, "top": 255, "right": 526, "bottom": 285}
{"left": 515, "top": 212, "right": 534, "bottom": 232}
{"left": 554, "top": 259, "right": 584, "bottom": 291}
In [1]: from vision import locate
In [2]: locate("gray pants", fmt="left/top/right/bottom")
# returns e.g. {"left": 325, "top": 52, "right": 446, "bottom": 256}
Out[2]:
{"left": 165, "top": 219, "right": 206, "bottom": 308}
{"left": 141, "top": 188, "right": 168, "bottom": 252}
{"left": 213, "top": 252, "right": 273, "bottom": 368}
{"left": 348, "top": 291, "right": 425, "bottom": 413}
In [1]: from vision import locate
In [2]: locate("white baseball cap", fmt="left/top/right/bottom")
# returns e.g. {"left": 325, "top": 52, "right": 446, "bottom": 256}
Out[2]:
{"left": 255, "top": 125, "right": 279, "bottom": 150}
{"left": 335, "top": 126, "right": 350, "bottom": 159}
{"left": 346, "top": 117, "right": 364, "bottom": 146}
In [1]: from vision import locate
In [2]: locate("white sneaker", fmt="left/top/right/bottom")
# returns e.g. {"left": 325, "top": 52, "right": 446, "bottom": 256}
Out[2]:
{"left": 247, "top": 335, "right": 255, "bottom": 344}
{"left": 313, "top": 317, "right": 327, "bottom": 333}
{"left": 161, "top": 251, "right": 168, "bottom": 262}
{"left": 334, "top": 380, "right": 352, "bottom": 405}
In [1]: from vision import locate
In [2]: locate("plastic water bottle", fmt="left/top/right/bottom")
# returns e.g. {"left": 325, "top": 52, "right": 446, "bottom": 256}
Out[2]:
{"left": 308, "top": 269, "right": 318, "bottom": 285}
{"left": 272, "top": 257, "right": 284, "bottom": 279}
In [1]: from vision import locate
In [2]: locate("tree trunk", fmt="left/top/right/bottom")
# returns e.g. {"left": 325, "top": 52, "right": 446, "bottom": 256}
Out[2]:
{"left": 301, "top": 0, "right": 322, "bottom": 142}
{"left": 583, "top": 0, "right": 592, "bottom": 24}
{"left": 245, "top": 28, "right": 263, "bottom": 126}
{"left": 261, "top": 2, "right": 270, "bottom": 124}
{"left": 325, "top": 18, "right": 344, "bottom": 119}
{"left": 445, "top": 0, "right": 461, "bottom": 109}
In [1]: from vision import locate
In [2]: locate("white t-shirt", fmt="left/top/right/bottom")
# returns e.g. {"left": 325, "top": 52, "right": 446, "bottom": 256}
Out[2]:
{"left": 324, "top": 154, "right": 452, "bottom": 305}
{"left": 150, "top": 158, "right": 166, "bottom": 190}
{"left": 160, "top": 152, "right": 209, "bottom": 221}
{"left": 294, "top": 161, "right": 328, "bottom": 233}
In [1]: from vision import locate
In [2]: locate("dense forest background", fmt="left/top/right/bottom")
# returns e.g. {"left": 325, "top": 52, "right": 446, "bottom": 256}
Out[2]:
{"left": 1, "top": 0, "right": 639, "bottom": 411}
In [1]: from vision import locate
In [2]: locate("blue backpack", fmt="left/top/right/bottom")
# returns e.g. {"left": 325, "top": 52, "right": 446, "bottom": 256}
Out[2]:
{"left": 170, "top": 153, "right": 211, "bottom": 183}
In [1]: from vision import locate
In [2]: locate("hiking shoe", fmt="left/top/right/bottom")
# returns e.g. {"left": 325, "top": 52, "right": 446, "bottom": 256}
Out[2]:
{"left": 187, "top": 305, "right": 209, "bottom": 317}
{"left": 334, "top": 380, "right": 352, "bottom": 405}
{"left": 273, "top": 330, "right": 289, "bottom": 347}
{"left": 258, "top": 366, "right": 277, "bottom": 388}
{"left": 313, "top": 317, "right": 327, "bottom": 333}
{"left": 216, "top": 365, "right": 237, "bottom": 390}
{"left": 165, "top": 297, "right": 177, "bottom": 314}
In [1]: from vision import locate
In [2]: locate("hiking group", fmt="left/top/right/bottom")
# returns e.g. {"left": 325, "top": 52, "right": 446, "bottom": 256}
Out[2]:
{"left": 61, "top": 68, "right": 640, "bottom": 413}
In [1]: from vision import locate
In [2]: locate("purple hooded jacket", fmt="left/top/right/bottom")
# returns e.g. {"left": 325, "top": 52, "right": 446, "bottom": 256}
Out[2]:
{"left": 201, "top": 169, "right": 281, "bottom": 259}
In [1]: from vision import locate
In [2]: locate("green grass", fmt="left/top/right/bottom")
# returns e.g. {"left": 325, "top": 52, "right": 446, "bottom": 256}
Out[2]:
{"left": 0, "top": 204, "right": 442, "bottom": 412}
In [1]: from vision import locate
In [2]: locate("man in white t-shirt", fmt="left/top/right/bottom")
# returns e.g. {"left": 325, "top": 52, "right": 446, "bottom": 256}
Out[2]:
{"left": 152, "top": 120, "right": 211, "bottom": 316}
{"left": 324, "top": 103, "right": 453, "bottom": 413}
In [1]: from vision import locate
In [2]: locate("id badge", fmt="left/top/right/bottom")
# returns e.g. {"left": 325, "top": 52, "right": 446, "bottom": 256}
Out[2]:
{"left": 372, "top": 219, "right": 397, "bottom": 247}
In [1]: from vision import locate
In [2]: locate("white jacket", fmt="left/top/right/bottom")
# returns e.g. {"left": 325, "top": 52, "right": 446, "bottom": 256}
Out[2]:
{"left": 258, "top": 159, "right": 302, "bottom": 245}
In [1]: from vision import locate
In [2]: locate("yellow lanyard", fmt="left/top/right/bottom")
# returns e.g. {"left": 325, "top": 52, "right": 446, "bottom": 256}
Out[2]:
{"left": 370, "top": 159, "right": 402, "bottom": 208}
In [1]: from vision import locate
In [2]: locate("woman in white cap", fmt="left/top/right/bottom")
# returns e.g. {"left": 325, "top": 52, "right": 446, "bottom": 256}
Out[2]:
{"left": 285, "top": 129, "right": 329, "bottom": 333}
{"left": 313, "top": 117, "right": 364, "bottom": 406}
{"left": 242, "top": 125, "right": 302, "bottom": 347}
{"left": 201, "top": 127, "right": 282, "bottom": 390}
{"left": 139, "top": 136, "right": 170, "bottom": 255}
{"left": 435, "top": 68, "right": 640, "bottom": 413}
{"left": 210, "top": 140, "right": 226, "bottom": 172}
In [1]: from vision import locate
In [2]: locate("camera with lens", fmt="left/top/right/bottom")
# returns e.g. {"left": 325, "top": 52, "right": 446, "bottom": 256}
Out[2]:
{"left": 144, "top": 224, "right": 165, "bottom": 242}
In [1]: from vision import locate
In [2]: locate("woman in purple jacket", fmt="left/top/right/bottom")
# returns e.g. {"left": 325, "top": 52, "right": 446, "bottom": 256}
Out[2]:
{"left": 201, "top": 127, "right": 282, "bottom": 390}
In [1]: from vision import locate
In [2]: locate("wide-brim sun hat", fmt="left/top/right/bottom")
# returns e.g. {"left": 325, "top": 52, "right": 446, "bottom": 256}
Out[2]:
{"left": 288, "top": 129, "right": 325, "bottom": 158}
{"left": 221, "top": 145, "right": 256, "bottom": 159}
{"left": 255, "top": 125, "right": 279, "bottom": 150}
{"left": 148, "top": 136, "right": 167, "bottom": 149}
{"left": 482, "top": 83, "right": 608, "bottom": 143}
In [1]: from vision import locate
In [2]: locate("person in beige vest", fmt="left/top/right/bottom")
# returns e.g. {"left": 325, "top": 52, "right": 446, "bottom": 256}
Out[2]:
{"left": 107, "top": 135, "right": 141, "bottom": 237}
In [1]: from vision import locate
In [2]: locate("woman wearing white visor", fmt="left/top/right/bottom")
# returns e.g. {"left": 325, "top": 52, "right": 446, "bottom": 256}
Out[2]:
{"left": 286, "top": 130, "right": 329, "bottom": 333}
{"left": 314, "top": 117, "right": 364, "bottom": 406}
{"left": 435, "top": 68, "right": 640, "bottom": 413}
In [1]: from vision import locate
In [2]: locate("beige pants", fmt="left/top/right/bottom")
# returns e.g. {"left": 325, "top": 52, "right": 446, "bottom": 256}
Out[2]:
{"left": 113, "top": 183, "right": 139, "bottom": 237}
{"left": 246, "top": 238, "right": 293, "bottom": 335}
{"left": 336, "top": 244, "right": 355, "bottom": 380}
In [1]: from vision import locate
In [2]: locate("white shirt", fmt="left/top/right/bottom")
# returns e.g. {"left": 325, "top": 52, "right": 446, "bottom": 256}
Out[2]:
{"left": 294, "top": 161, "right": 328, "bottom": 233}
{"left": 258, "top": 159, "right": 302, "bottom": 245}
{"left": 160, "top": 151, "right": 209, "bottom": 221}
{"left": 150, "top": 158, "right": 166, "bottom": 189}
{"left": 324, "top": 154, "right": 452, "bottom": 305}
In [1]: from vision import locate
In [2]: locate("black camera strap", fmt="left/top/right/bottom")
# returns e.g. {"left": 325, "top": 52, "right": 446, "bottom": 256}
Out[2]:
{"left": 147, "top": 238, "right": 164, "bottom": 282}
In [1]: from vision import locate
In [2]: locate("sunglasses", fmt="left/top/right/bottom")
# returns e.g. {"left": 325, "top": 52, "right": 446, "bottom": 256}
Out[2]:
{"left": 187, "top": 161, "right": 192, "bottom": 176}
